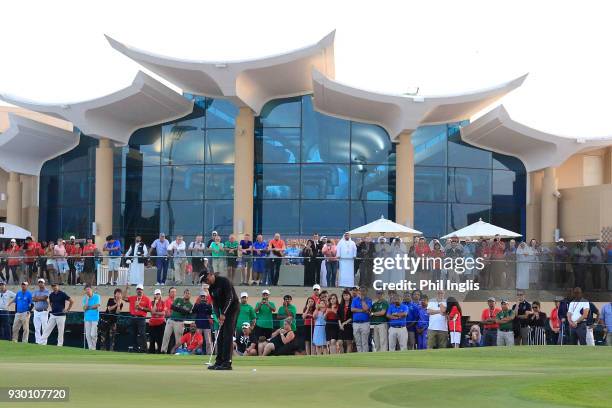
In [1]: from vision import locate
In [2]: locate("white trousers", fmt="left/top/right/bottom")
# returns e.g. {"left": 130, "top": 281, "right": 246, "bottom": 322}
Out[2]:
{"left": 388, "top": 326, "right": 408, "bottom": 351}
{"left": 586, "top": 326, "right": 595, "bottom": 346}
{"left": 33, "top": 311, "right": 49, "bottom": 345}
{"left": 84, "top": 321, "right": 98, "bottom": 350}
{"left": 41, "top": 314, "right": 66, "bottom": 346}
{"left": 161, "top": 320, "right": 184, "bottom": 353}
{"left": 352, "top": 322, "right": 370, "bottom": 352}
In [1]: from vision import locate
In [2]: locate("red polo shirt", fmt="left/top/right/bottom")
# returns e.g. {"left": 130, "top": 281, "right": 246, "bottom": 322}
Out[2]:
{"left": 24, "top": 242, "right": 42, "bottom": 263}
{"left": 179, "top": 332, "right": 203, "bottom": 351}
{"left": 164, "top": 296, "right": 176, "bottom": 318}
{"left": 149, "top": 299, "right": 166, "bottom": 326}
{"left": 481, "top": 307, "right": 502, "bottom": 329}
{"left": 127, "top": 295, "right": 152, "bottom": 317}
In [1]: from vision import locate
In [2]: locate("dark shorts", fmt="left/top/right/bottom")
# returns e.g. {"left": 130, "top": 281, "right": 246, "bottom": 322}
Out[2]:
{"left": 326, "top": 322, "right": 339, "bottom": 341}
{"left": 227, "top": 257, "right": 238, "bottom": 268}
{"left": 300, "top": 324, "right": 313, "bottom": 342}
{"left": 338, "top": 323, "right": 353, "bottom": 341}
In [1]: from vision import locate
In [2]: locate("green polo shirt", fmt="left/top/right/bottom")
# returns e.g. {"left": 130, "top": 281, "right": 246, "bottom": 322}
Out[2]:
{"left": 371, "top": 299, "right": 389, "bottom": 324}
{"left": 255, "top": 301, "right": 276, "bottom": 329}
{"left": 170, "top": 298, "right": 193, "bottom": 321}
{"left": 276, "top": 304, "right": 297, "bottom": 330}
{"left": 210, "top": 242, "right": 224, "bottom": 257}
{"left": 496, "top": 309, "right": 514, "bottom": 331}
{"left": 236, "top": 303, "right": 256, "bottom": 331}
{"left": 224, "top": 240, "right": 239, "bottom": 255}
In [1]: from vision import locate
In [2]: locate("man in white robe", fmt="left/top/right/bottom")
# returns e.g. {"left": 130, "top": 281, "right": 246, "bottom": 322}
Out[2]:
{"left": 336, "top": 232, "right": 357, "bottom": 288}
{"left": 125, "top": 236, "right": 148, "bottom": 286}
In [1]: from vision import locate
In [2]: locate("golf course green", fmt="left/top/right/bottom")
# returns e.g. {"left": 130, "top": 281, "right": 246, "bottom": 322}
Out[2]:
{"left": 0, "top": 342, "right": 610, "bottom": 407}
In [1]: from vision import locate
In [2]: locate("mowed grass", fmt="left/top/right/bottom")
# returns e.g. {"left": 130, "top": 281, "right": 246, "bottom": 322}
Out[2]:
{"left": 0, "top": 342, "right": 611, "bottom": 408}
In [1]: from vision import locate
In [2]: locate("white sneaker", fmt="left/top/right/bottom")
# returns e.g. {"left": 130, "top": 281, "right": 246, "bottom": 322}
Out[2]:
{"left": 155, "top": 282, "right": 160, "bottom": 286}
{"left": 161, "top": 282, "right": 165, "bottom": 286}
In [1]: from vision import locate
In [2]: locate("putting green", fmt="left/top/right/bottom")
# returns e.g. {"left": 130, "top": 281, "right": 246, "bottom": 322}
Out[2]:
{"left": 0, "top": 342, "right": 610, "bottom": 407}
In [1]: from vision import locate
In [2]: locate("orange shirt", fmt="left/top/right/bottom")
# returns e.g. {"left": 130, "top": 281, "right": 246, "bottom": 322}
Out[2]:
{"left": 180, "top": 332, "right": 203, "bottom": 351}
{"left": 82, "top": 244, "right": 97, "bottom": 256}
{"left": 481, "top": 307, "right": 501, "bottom": 329}
{"left": 24, "top": 242, "right": 42, "bottom": 263}
{"left": 127, "top": 295, "right": 152, "bottom": 317}
{"left": 149, "top": 299, "right": 166, "bottom": 326}
{"left": 7, "top": 245, "right": 22, "bottom": 266}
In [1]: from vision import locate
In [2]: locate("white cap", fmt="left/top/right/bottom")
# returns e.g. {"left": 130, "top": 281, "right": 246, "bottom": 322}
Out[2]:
{"left": 154, "top": 289, "right": 162, "bottom": 295}
{"left": 37, "top": 278, "right": 45, "bottom": 284}
{"left": 241, "top": 322, "right": 251, "bottom": 328}
{"left": 212, "top": 231, "right": 218, "bottom": 235}
{"left": 240, "top": 292, "right": 249, "bottom": 298}
{"left": 136, "top": 284, "right": 144, "bottom": 290}
{"left": 262, "top": 289, "right": 270, "bottom": 295}
{"left": 10, "top": 239, "right": 16, "bottom": 243}
{"left": 70, "top": 236, "right": 76, "bottom": 240}
{"left": 312, "top": 284, "right": 321, "bottom": 290}
{"left": 557, "top": 238, "right": 565, "bottom": 242}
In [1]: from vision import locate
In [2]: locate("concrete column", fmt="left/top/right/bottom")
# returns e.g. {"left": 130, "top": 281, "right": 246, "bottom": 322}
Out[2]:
{"left": 540, "top": 167, "right": 558, "bottom": 243}
{"left": 95, "top": 138, "right": 114, "bottom": 249}
{"left": 604, "top": 146, "right": 612, "bottom": 184}
{"left": 395, "top": 131, "right": 414, "bottom": 227}
{"left": 233, "top": 107, "right": 254, "bottom": 237}
{"left": 6, "top": 172, "right": 22, "bottom": 226}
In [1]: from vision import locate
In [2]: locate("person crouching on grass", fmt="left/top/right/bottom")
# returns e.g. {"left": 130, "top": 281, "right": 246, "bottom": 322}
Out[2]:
{"left": 446, "top": 297, "right": 462, "bottom": 348}
{"left": 234, "top": 322, "right": 257, "bottom": 356}
{"left": 260, "top": 318, "right": 297, "bottom": 356}
{"left": 171, "top": 322, "right": 203, "bottom": 355}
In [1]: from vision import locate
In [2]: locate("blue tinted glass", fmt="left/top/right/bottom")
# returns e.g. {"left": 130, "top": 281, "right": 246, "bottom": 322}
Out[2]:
{"left": 161, "top": 166, "right": 205, "bottom": 201}
{"left": 414, "top": 203, "right": 447, "bottom": 239}
{"left": 256, "top": 128, "right": 300, "bottom": 163}
{"left": 448, "top": 204, "right": 490, "bottom": 232}
{"left": 38, "top": 207, "right": 60, "bottom": 242}
{"left": 302, "top": 96, "right": 350, "bottom": 163}
{"left": 258, "top": 97, "right": 301, "bottom": 127}
{"left": 206, "top": 99, "right": 238, "bottom": 128}
{"left": 493, "top": 170, "right": 526, "bottom": 208}
{"left": 350, "top": 165, "right": 394, "bottom": 201}
{"left": 41, "top": 159, "right": 60, "bottom": 176}
{"left": 161, "top": 116, "right": 205, "bottom": 165}
{"left": 61, "top": 206, "right": 91, "bottom": 238}
{"left": 122, "top": 201, "right": 160, "bottom": 242}
{"left": 415, "top": 167, "right": 446, "bottom": 202}
{"left": 129, "top": 126, "right": 162, "bottom": 166}
{"left": 161, "top": 201, "right": 204, "bottom": 236}
{"left": 493, "top": 153, "right": 526, "bottom": 174}
{"left": 349, "top": 201, "right": 394, "bottom": 229}
{"left": 39, "top": 174, "right": 60, "bottom": 208}
{"left": 62, "top": 171, "right": 92, "bottom": 205}
{"left": 255, "top": 200, "right": 299, "bottom": 235}
{"left": 301, "top": 200, "right": 349, "bottom": 236}
{"left": 255, "top": 164, "right": 300, "bottom": 199}
{"left": 412, "top": 125, "right": 447, "bottom": 166}
{"left": 205, "top": 200, "right": 233, "bottom": 235}
{"left": 448, "top": 168, "right": 491, "bottom": 204}
{"left": 205, "top": 129, "right": 235, "bottom": 164}
{"left": 492, "top": 205, "right": 524, "bottom": 236}
{"left": 113, "top": 167, "right": 125, "bottom": 203}
{"left": 183, "top": 93, "right": 207, "bottom": 110}
{"left": 125, "top": 166, "right": 160, "bottom": 202}
{"left": 448, "top": 129, "right": 491, "bottom": 168}
{"left": 205, "top": 165, "right": 234, "bottom": 199}
{"left": 301, "top": 165, "right": 349, "bottom": 199}
{"left": 114, "top": 146, "right": 128, "bottom": 168}
{"left": 351, "top": 123, "right": 394, "bottom": 165}
{"left": 61, "top": 135, "right": 95, "bottom": 172}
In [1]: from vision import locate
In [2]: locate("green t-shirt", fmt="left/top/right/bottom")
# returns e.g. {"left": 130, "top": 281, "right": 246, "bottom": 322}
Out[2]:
{"left": 496, "top": 309, "right": 514, "bottom": 331}
{"left": 371, "top": 299, "right": 389, "bottom": 324}
{"left": 210, "top": 242, "right": 224, "bottom": 257}
{"left": 170, "top": 298, "right": 193, "bottom": 321}
{"left": 255, "top": 301, "right": 276, "bottom": 329}
{"left": 224, "top": 241, "right": 239, "bottom": 257}
{"left": 236, "top": 303, "right": 256, "bottom": 331}
{"left": 276, "top": 304, "right": 297, "bottom": 331}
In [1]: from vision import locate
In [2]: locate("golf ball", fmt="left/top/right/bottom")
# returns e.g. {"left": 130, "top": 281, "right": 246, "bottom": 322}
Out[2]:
{"left": 252, "top": 369, "right": 257, "bottom": 372}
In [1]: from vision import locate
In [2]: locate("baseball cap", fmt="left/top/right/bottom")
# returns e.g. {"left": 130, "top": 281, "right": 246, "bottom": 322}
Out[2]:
{"left": 199, "top": 290, "right": 206, "bottom": 296}
{"left": 70, "top": 236, "right": 76, "bottom": 240}
{"left": 554, "top": 296, "right": 564, "bottom": 301}
{"left": 212, "top": 231, "right": 218, "bottom": 235}
{"left": 0, "top": 280, "right": 6, "bottom": 285}
{"left": 10, "top": 239, "right": 16, "bottom": 243}
{"left": 487, "top": 296, "right": 495, "bottom": 302}
{"left": 312, "top": 284, "right": 321, "bottom": 291}
{"left": 154, "top": 289, "right": 162, "bottom": 295}
{"left": 500, "top": 299, "right": 509, "bottom": 305}
{"left": 21, "top": 281, "right": 28, "bottom": 285}
{"left": 241, "top": 322, "right": 250, "bottom": 329}
{"left": 136, "top": 284, "right": 144, "bottom": 290}
{"left": 240, "top": 292, "right": 249, "bottom": 298}
{"left": 262, "top": 289, "right": 270, "bottom": 295}
{"left": 557, "top": 238, "right": 565, "bottom": 242}
{"left": 37, "top": 278, "right": 45, "bottom": 284}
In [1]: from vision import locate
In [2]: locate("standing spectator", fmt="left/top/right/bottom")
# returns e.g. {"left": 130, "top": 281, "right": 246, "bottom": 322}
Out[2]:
{"left": 590, "top": 240, "right": 607, "bottom": 291}
{"left": 38, "top": 242, "right": 50, "bottom": 283}
{"left": 268, "top": 233, "right": 286, "bottom": 286}
{"left": 446, "top": 297, "right": 462, "bottom": 348}
{"left": 312, "top": 233, "right": 325, "bottom": 285}
{"left": 123, "top": 283, "right": 153, "bottom": 352}
{"left": 99, "top": 288, "right": 123, "bottom": 351}
{"left": 325, "top": 293, "right": 340, "bottom": 353}
{"left": 504, "top": 239, "right": 517, "bottom": 288}
{"left": 168, "top": 235, "right": 187, "bottom": 284}
{"left": 224, "top": 234, "right": 239, "bottom": 284}
{"left": 32, "top": 278, "right": 50, "bottom": 344}
{"left": 163, "top": 288, "right": 193, "bottom": 352}
{"left": 277, "top": 294, "right": 297, "bottom": 332}
{"left": 322, "top": 239, "right": 338, "bottom": 288}
{"left": 151, "top": 233, "right": 170, "bottom": 285}
{"left": 301, "top": 240, "right": 317, "bottom": 287}
{"left": 572, "top": 241, "right": 590, "bottom": 290}
{"left": 566, "top": 287, "right": 589, "bottom": 345}
{"left": 481, "top": 297, "right": 501, "bottom": 347}
{"left": 387, "top": 293, "right": 409, "bottom": 351}
{"left": 496, "top": 299, "right": 515, "bottom": 346}
{"left": 188, "top": 235, "right": 207, "bottom": 282}
{"left": 599, "top": 300, "right": 612, "bottom": 346}
{"left": 557, "top": 289, "right": 572, "bottom": 345}
{"left": 515, "top": 242, "right": 531, "bottom": 290}
{"left": 40, "top": 282, "right": 73, "bottom": 346}
{"left": 405, "top": 291, "right": 421, "bottom": 350}
{"left": 528, "top": 301, "right": 547, "bottom": 345}
{"left": 11, "top": 282, "right": 32, "bottom": 342}
{"left": 554, "top": 239, "right": 571, "bottom": 288}
{"left": 65, "top": 236, "right": 79, "bottom": 285}
{"left": 0, "top": 280, "right": 16, "bottom": 340}
{"left": 191, "top": 290, "right": 213, "bottom": 355}
{"left": 24, "top": 237, "right": 42, "bottom": 284}
{"left": 236, "top": 292, "right": 256, "bottom": 334}
{"left": 585, "top": 301, "right": 599, "bottom": 346}
{"left": 312, "top": 300, "right": 328, "bottom": 354}
{"left": 427, "top": 290, "right": 448, "bottom": 349}
{"left": 513, "top": 291, "right": 532, "bottom": 345}
{"left": 209, "top": 235, "right": 225, "bottom": 277}
{"left": 44, "top": 241, "right": 56, "bottom": 283}
{"left": 171, "top": 322, "right": 203, "bottom": 355}
{"left": 55, "top": 238, "right": 71, "bottom": 282}
{"left": 238, "top": 234, "right": 253, "bottom": 285}
{"left": 336, "top": 232, "right": 357, "bottom": 288}
{"left": 430, "top": 241, "right": 445, "bottom": 281}
{"left": 351, "top": 286, "right": 372, "bottom": 352}
{"left": 206, "top": 231, "right": 219, "bottom": 249}
{"left": 549, "top": 296, "right": 562, "bottom": 345}
{"left": 416, "top": 295, "right": 429, "bottom": 349}
{"left": 6, "top": 239, "right": 23, "bottom": 284}
{"left": 160, "top": 287, "right": 178, "bottom": 353}
{"left": 125, "top": 236, "right": 148, "bottom": 286}
{"left": 302, "top": 297, "right": 315, "bottom": 355}
{"left": 254, "top": 289, "right": 276, "bottom": 339}
{"left": 148, "top": 289, "right": 166, "bottom": 353}
{"left": 81, "top": 238, "right": 97, "bottom": 286}
{"left": 82, "top": 284, "right": 100, "bottom": 350}
{"left": 337, "top": 289, "right": 353, "bottom": 353}
{"left": 357, "top": 237, "right": 375, "bottom": 288}
{"left": 490, "top": 235, "right": 506, "bottom": 288}
{"left": 103, "top": 235, "right": 122, "bottom": 286}
{"left": 252, "top": 235, "right": 268, "bottom": 285}
{"left": 370, "top": 290, "right": 389, "bottom": 352}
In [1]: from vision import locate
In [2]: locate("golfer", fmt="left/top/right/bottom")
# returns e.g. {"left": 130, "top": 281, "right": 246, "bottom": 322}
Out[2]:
{"left": 202, "top": 270, "right": 239, "bottom": 370}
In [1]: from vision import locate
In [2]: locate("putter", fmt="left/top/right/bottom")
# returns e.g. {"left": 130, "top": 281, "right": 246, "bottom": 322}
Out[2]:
{"left": 206, "top": 323, "right": 222, "bottom": 366}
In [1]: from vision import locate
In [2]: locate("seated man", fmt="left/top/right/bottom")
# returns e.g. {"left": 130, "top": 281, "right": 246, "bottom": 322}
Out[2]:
{"left": 234, "top": 322, "right": 257, "bottom": 356}
{"left": 171, "top": 322, "right": 203, "bottom": 355}
{"left": 259, "top": 318, "right": 296, "bottom": 356}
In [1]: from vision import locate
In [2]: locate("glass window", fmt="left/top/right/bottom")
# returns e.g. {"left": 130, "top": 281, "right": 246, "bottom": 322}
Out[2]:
{"left": 205, "top": 200, "right": 233, "bottom": 235}
{"left": 61, "top": 206, "right": 91, "bottom": 238}
{"left": 256, "top": 128, "right": 301, "bottom": 163}
{"left": 491, "top": 205, "right": 524, "bottom": 236}
{"left": 412, "top": 125, "right": 447, "bottom": 166}
{"left": 206, "top": 99, "right": 238, "bottom": 129}
{"left": 493, "top": 170, "right": 526, "bottom": 207}
{"left": 493, "top": 153, "right": 526, "bottom": 174}
{"left": 39, "top": 174, "right": 60, "bottom": 208}
{"left": 205, "top": 129, "right": 235, "bottom": 164}
{"left": 301, "top": 200, "right": 349, "bottom": 236}
{"left": 161, "top": 116, "right": 205, "bottom": 165}
{"left": 113, "top": 167, "right": 125, "bottom": 203}
{"left": 255, "top": 200, "right": 299, "bottom": 235}
{"left": 301, "top": 164, "right": 349, "bottom": 199}
{"left": 125, "top": 166, "right": 161, "bottom": 202}
{"left": 414, "top": 203, "right": 447, "bottom": 239}
{"left": 128, "top": 127, "right": 162, "bottom": 166}
{"left": 161, "top": 201, "right": 204, "bottom": 236}
{"left": 415, "top": 167, "right": 446, "bottom": 202}
{"left": 351, "top": 164, "right": 395, "bottom": 201}
{"left": 255, "top": 164, "right": 300, "bottom": 199}
{"left": 258, "top": 97, "right": 301, "bottom": 128}
{"left": 448, "top": 168, "right": 491, "bottom": 204}
{"left": 302, "top": 96, "right": 350, "bottom": 163}
{"left": 62, "top": 171, "right": 92, "bottom": 205}
{"left": 114, "top": 146, "right": 128, "bottom": 168}
{"left": 38, "top": 207, "right": 60, "bottom": 242}
{"left": 448, "top": 134, "right": 491, "bottom": 169}
{"left": 350, "top": 201, "right": 394, "bottom": 229}
{"left": 447, "top": 204, "right": 490, "bottom": 232}
{"left": 161, "top": 166, "right": 205, "bottom": 201}
{"left": 61, "top": 135, "right": 95, "bottom": 172}
{"left": 205, "top": 165, "right": 234, "bottom": 199}
{"left": 122, "top": 201, "right": 161, "bottom": 240}
{"left": 351, "top": 123, "right": 394, "bottom": 165}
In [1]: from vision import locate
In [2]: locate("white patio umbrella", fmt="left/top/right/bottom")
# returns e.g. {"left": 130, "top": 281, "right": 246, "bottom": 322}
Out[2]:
{"left": 441, "top": 218, "right": 521, "bottom": 240}
{"left": 347, "top": 216, "right": 422, "bottom": 238}
{"left": 0, "top": 222, "right": 31, "bottom": 240}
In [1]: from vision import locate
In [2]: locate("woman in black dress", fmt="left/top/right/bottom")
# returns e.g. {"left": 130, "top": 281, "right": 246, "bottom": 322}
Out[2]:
{"left": 325, "top": 293, "right": 340, "bottom": 353}
{"left": 301, "top": 240, "right": 317, "bottom": 286}
{"left": 528, "top": 301, "right": 548, "bottom": 345}
{"left": 337, "top": 289, "right": 353, "bottom": 353}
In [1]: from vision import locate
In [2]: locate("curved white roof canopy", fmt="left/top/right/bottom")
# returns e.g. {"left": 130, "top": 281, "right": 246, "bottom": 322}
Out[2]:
{"left": 311, "top": 69, "right": 527, "bottom": 141}
{"left": 106, "top": 31, "right": 335, "bottom": 115}
{"left": 460, "top": 105, "right": 612, "bottom": 172}
{"left": 0, "top": 71, "right": 193, "bottom": 145}
{"left": 0, "top": 113, "right": 79, "bottom": 175}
